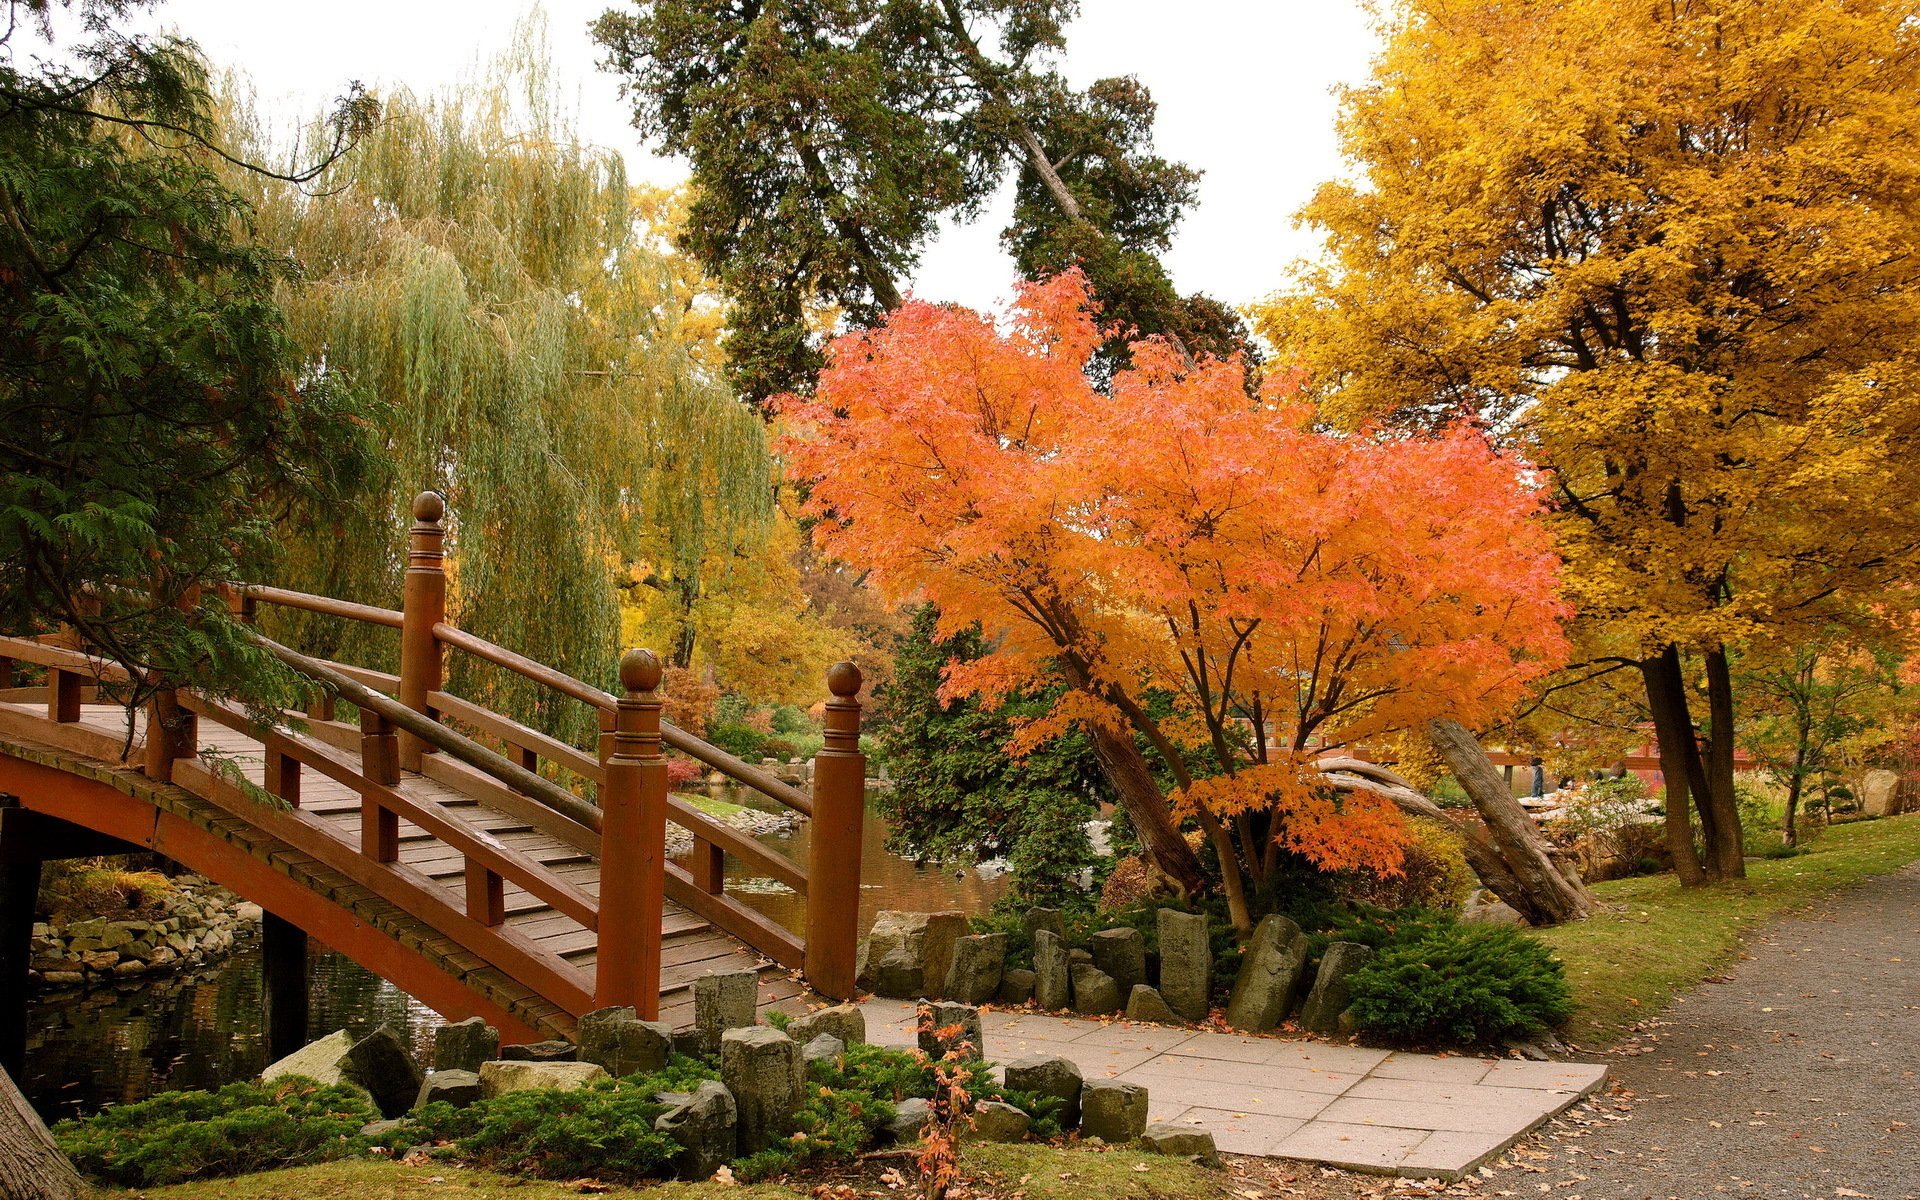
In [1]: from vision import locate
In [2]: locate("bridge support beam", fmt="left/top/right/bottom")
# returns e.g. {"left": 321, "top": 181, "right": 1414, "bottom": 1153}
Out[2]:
{"left": 261, "top": 912, "right": 309, "bottom": 1062}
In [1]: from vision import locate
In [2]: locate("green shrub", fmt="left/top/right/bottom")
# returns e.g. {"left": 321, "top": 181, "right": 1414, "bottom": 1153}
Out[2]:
{"left": 706, "top": 721, "right": 766, "bottom": 761}
{"left": 1346, "top": 923, "right": 1572, "bottom": 1047}
{"left": 771, "top": 704, "right": 813, "bottom": 735}
{"left": 449, "top": 1058, "right": 718, "bottom": 1183}
{"left": 53, "top": 1077, "right": 377, "bottom": 1187}
{"left": 761, "top": 736, "right": 798, "bottom": 761}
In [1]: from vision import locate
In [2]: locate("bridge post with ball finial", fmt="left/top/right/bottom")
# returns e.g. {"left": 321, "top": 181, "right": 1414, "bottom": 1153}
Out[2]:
{"left": 805, "top": 661, "right": 866, "bottom": 998}
{"left": 397, "top": 491, "right": 448, "bottom": 771}
{"left": 595, "top": 647, "right": 667, "bottom": 1015}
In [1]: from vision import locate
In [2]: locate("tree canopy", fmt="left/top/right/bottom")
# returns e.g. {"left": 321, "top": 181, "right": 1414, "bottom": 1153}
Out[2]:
{"left": 1255, "top": 0, "right": 1920, "bottom": 883}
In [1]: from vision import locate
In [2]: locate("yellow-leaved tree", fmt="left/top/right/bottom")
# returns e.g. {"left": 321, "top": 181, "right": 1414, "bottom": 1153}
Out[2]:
{"left": 1257, "top": 0, "right": 1920, "bottom": 884}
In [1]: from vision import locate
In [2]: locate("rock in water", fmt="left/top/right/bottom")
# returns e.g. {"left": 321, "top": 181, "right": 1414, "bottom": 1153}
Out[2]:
{"left": 917, "top": 1001, "right": 984, "bottom": 1060}
{"left": 478, "top": 1060, "right": 608, "bottom": 1098}
{"left": 1070, "top": 963, "right": 1122, "bottom": 1014}
{"left": 1156, "top": 909, "right": 1212, "bottom": 1022}
{"left": 969, "top": 1100, "right": 1031, "bottom": 1142}
{"left": 414, "top": 1069, "right": 482, "bottom": 1110}
{"left": 1225, "top": 913, "right": 1309, "bottom": 1032}
{"left": 1125, "top": 984, "right": 1182, "bottom": 1025}
{"left": 943, "top": 932, "right": 1007, "bottom": 1004}
{"left": 1079, "top": 1078, "right": 1149, "bottom": 1142}
{"left": 721, "top": 1026, "right": 805, "bottom": 1154}
{"left": 1003, "top": 1054, "right": 1082, "bottom": 1127}
{"left": 1033, "top": 928, "right": 1070, "bottom": 1010}
{"left": 1141, "top": 1122, "right": 1218, "bottom": 1162}
{"left": 340, "top": 1025, "right": 423, "bottom": 1118}
{"left": 694, "top": 970, "right": 760, "bottom": 1054}
{"left": 433, "top": 1017, "right": 498, "bottom": 1073}
{"left": 1297, "top": 941, "right": 1375, "bottom": 1034}
{"left": 655, "top": 1079, "right": 737, "bottom": 1180}
{"left": 785, "top": 1003, "right": 865, "bottom": 1047}
{"left": 577, "top": 1006, "right": 672, "bottom": 1077}
{"left": 1089, "top": 928, "right": 1147, "bottom": 994}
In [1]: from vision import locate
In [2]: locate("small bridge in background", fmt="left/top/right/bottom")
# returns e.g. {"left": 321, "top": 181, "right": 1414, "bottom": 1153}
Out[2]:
{"left": 0, "top": 494, "right": 867, "bottom": 1073}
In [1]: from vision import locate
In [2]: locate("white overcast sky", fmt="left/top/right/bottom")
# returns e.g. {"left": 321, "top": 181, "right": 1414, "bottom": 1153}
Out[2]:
{"left": 122, "top": 0, "right": 1381, "bottom": 312}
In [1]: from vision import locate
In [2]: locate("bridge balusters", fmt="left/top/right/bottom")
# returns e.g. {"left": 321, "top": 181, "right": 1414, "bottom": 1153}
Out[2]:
{"left": 360, "top": 708, "right": 400, "bottom": 862}
{"left": 47, "top": 666, "right": 82, "bottom": 723}
{"left": 398, "top": 491, "right": 447, "bottom": 771}
{"left": 142, "top": 689, "right": 196, "bottom": 782}
{"left": 0, "top": 654, "right": 12, "bottom": 690}
{"left": 466, "top": 859, "right": 506, "bottom": 927}
{"left": 804, "top": 661, "right": 866, "bottom": 999}
{"left": 265, "top": 749, "right": 302, "bottom": 808}
{"left": 690, "top": 835, "right": 724, "bottom": 896}
{"left": 595, "top": 648, "right": 668, "bottom": 1017}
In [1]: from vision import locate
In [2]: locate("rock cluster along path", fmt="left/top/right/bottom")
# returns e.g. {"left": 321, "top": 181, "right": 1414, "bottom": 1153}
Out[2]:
{"left": 859, "top": 999, "right": 1607, "bottom": 1180}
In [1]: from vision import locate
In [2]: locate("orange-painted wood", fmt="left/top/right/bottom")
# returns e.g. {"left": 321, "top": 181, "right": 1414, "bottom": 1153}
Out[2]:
{"left": 594, "top": 650, "right": 668, "bottom": 1017}
{"left": 398, "top": 492, "right": 447, "bottom": 770}
{"left": 805, "top": 662, "right": 866, "bottom": 999}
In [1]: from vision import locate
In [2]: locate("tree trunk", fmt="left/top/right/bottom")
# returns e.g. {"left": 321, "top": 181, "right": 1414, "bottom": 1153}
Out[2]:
{"left": 1424, "top": 719, "right": 1595, "bottom": 924}
{"left": 1701, "top": 647, "right": 1747, "bottom": 879}
{"left": 1085, "top": 722, "right": 1209, "bottom": 899}
{"left": 0, "top": 1070, "right": 83, "bottom": 1200}
{"left": 1193, "top": 806, "right": 1253, "bottom": 937}
{"left": 1641, "top": 647, "right": 1707, "bottom": 886}
{"left": 1784, "top": 776, "right": 1801, "bottom": 846}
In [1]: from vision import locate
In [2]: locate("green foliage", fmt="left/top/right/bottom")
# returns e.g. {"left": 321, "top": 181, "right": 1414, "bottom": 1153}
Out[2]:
{"left": 1346, "top": 923, "right": 1574, "bottom": 1048}
{"left": 706, "top": 721, "right": 767, "bottom": 761}
{"left": 0, "top": 9, "right": 376, "bottom": 708}
{"left": 446, "top": 1059, "right": 719, "bottom": 1183}
{"left": 770, "top": 705, "right": 813, "bottom": 735}
{"left": 874, "top": 605, "right": 1110, "bottom": 907}
{"left": 760, "top": 737, "right": 798, "bottom": 761}
{"left": 53, "top": 1077, "right": 378, "bottom": 1187}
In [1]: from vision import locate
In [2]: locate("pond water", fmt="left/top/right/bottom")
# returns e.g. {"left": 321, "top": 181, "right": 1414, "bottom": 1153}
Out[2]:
{"left": 20, "top": 790, "right": 1004, "bottom": 1122}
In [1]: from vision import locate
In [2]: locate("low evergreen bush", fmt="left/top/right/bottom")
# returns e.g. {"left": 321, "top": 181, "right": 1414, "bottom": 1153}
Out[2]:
{"left": 53, "top": 1077, "right": 378, "bottom": 1187}
{"left": 1345, "top": 923, "right": 1573, "bottom": 1047}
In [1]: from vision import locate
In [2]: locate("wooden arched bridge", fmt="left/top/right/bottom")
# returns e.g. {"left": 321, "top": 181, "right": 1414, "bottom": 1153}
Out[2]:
{"left": 0, "top": 494, "right": 866, "bottom": 1071}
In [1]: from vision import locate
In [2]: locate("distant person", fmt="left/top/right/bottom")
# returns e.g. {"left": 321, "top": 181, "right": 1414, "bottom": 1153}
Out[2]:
{"left": 1530, "top": 756, "right": 1545, "bottom": 798}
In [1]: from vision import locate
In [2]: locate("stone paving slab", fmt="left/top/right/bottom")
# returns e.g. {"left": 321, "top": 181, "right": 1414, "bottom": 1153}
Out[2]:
{"left": 856, "top": 999, "right": 1607, "bottom": 1180}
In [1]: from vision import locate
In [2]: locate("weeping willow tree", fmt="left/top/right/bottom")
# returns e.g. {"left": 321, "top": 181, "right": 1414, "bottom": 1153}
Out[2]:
{"left": 225, "top": 27, "right": 770, "bottom": 739}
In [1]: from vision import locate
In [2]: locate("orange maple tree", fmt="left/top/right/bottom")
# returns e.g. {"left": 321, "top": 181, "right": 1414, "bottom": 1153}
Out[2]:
{"left": 779, "top": 273, "right": 1568, "bottom": 930}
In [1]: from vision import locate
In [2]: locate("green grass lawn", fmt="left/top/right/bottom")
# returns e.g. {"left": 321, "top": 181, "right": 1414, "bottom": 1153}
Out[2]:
{"left": 120, "top": 1145, "right": 1222, "bottom": 1200}
{"left": 1533, "top": 813, "right": 1920, "bottom": 1044}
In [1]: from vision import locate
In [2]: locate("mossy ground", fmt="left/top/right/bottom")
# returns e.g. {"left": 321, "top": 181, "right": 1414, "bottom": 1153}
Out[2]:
{"left": 115, "top": 1144, "right": 1226, "bottom": 1200}
{"left": 1533, "top": 812, "right": 1920, "bottom": 1043}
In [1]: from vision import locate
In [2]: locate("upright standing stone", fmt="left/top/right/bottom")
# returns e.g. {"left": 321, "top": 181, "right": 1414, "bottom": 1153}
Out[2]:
{"left": 433, "top": 1017, "right": 499, "bottom": 1074}
{"left": 943, "top": 933, "right": 1007, "bottom": 1004}
{"left": 695, "top": 970, "right": 760, "bottom": 1054}
{"left": 655, "top": 1079, "right": 737, "bottom": 1179}
{"left": 1156, "top": 908, "right": 1212, "bottom": 1022}
{"left": 785, "top": 1003, "right": 866, "bottom": 1047}
{"left": 856, "top": 911, "right": 970, "bottom": 998}
{"left": 340, "top": 1026, "right": 424, "bottom": 1118}
{"left": 1089, "top": 928, "right": 1147, "bottom": 994}
{"left": 916, "top": 1001, "right": 984, "bottom": 1060}
{"left": 1070, "top": 963, "right": 1122, "bottom": 1014}
{"left": 721, "top": 1026, "right": 805, "bottom": 1154}
{"left": 1022, "top": 907, "right": 1067, "bottom": 943}
{"left": 1297, "top": 941, "right": 1375, "bottom": 1034}
{"left": 1033, "top": 928, "right": 1070, "bottom": 1010}
{"left": 577, "top": 1005, "right": 672, "bottom": 1077}
{"left": 997, "top": 967, "right": 1036, "bottom": 1005}
{"left": 1079, "top": 1078, "right": 1150, "bottom": 1143}
{"left": 1004, "top": 1054, "right": 1082, "bottom": 1127}
{"left": 1225, "top": 913, "right": 1310, "bottom": 1032}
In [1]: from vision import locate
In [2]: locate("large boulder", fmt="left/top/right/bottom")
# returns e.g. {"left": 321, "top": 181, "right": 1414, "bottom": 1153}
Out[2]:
{"left": 1079, "top": 1078, "right": 1149, "bottom": 1143}
{"left": 1124, "top": 984, "right": 1182, "bottom": 1025}
{"left": 1023, "top": 907, "right": 1067, "bottom": 943}
{"left": 721, "top": 1026, "right": 805, "bottom": 1154}
{"left": 969, "top": 1100, "right": 1031, "bottom": 1142}
{"left": 1297, "top": 941, "right": 1375, "bottom": 1035}
{"left": 1003, "top": 1054, "right": 1081, "bottom": 1127}
{"left": 1032, "top": 929, "right": 1070, "bottom": 1010}
{"left": 433, "top": 1017, "right": 499, "bottom": 1074}
{"left": 1224, "top": 913, "right": 1309, "bottom": 1032}
{"left": 917, "top": 1001, "right": 984, "bottom": 1060}
{"left": 886, "top": 1096, "right": 932, "bottom": 1142}
{"left": 340, "top": 1026, "right": 424, "bottom": 1118}
{"left": 694, "top": 970, "right": 760, "bottom": 1055}
{"left": 1861, "top": 768, "right": 1901, "bottom": 816}
{"left": 997, "top": 967, "right": 1036, "bottom": 1005}
{"left": 1070, "top": 963, "right": 1122, "bottom": 1014}
{"left": 1141, "top": 1122, "right": 1219, "bottom": 1163}
{"left": 786, "top": 1003, "right": 865, "bottom": 1047}
{"left": 414, "top": 1069, "right": 482, "bottom": 1111}
{"left": 943, "top": 933, "right": 1007, "bottom": 1005}
{"left": 1089, "top": 928, "right": 1147, "bottom": 994}
{"left": 856, "top": 911, "right": 969, "bottom": 999}
{"left": 260, "top": 1029, "right": 359, "bottom": 1092}
{"left": 1156, "top": 909, "right": 1212, "bottom": 1022}
{"left": 477, "top": 1060, "right": 608, "bottom": 1098}
{"left": 577, "top": 1006, "right": 672, "bottom": 1077}
{"left": 655, "top": 1079, "right": 737, "bottom": 1180}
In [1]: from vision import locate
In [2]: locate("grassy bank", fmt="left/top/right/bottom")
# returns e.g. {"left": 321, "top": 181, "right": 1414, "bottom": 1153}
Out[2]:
{"left": 117, "top": 1145, "right": 1223, "bottom": 1200}
{"left": 1534, "top": 813, "right": 1920, "bottom": 1044}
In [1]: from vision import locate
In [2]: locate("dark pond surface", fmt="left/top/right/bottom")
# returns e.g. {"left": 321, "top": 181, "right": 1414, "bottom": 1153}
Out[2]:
{"left": 21, "top": 790, "right": 1005, "bottom": 1122}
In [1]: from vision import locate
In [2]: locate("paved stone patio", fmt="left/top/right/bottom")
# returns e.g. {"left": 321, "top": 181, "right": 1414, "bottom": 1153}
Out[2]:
{"left": 858, "top": 999, "right": 1607, "bottom": 1180}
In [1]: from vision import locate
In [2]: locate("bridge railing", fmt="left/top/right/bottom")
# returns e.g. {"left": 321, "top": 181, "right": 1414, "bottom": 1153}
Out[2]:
{"left": 230, "top": 492, "right": 866, "bottom": 1004}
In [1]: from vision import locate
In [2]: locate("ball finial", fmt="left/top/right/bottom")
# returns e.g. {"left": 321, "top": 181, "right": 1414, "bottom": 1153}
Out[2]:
{"left": 826, "top": 660, "right": 863, "bottom": 698}
{"left": 413, "top": 491, "right": 445, "bottom": 523}
{"left": 620, "top": 647, "right": 663, "bottom": 694}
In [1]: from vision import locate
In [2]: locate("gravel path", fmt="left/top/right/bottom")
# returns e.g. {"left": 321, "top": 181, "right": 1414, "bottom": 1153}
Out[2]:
{"left": 1222, "top": 862, "right": 1919, "bottom": 1200}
